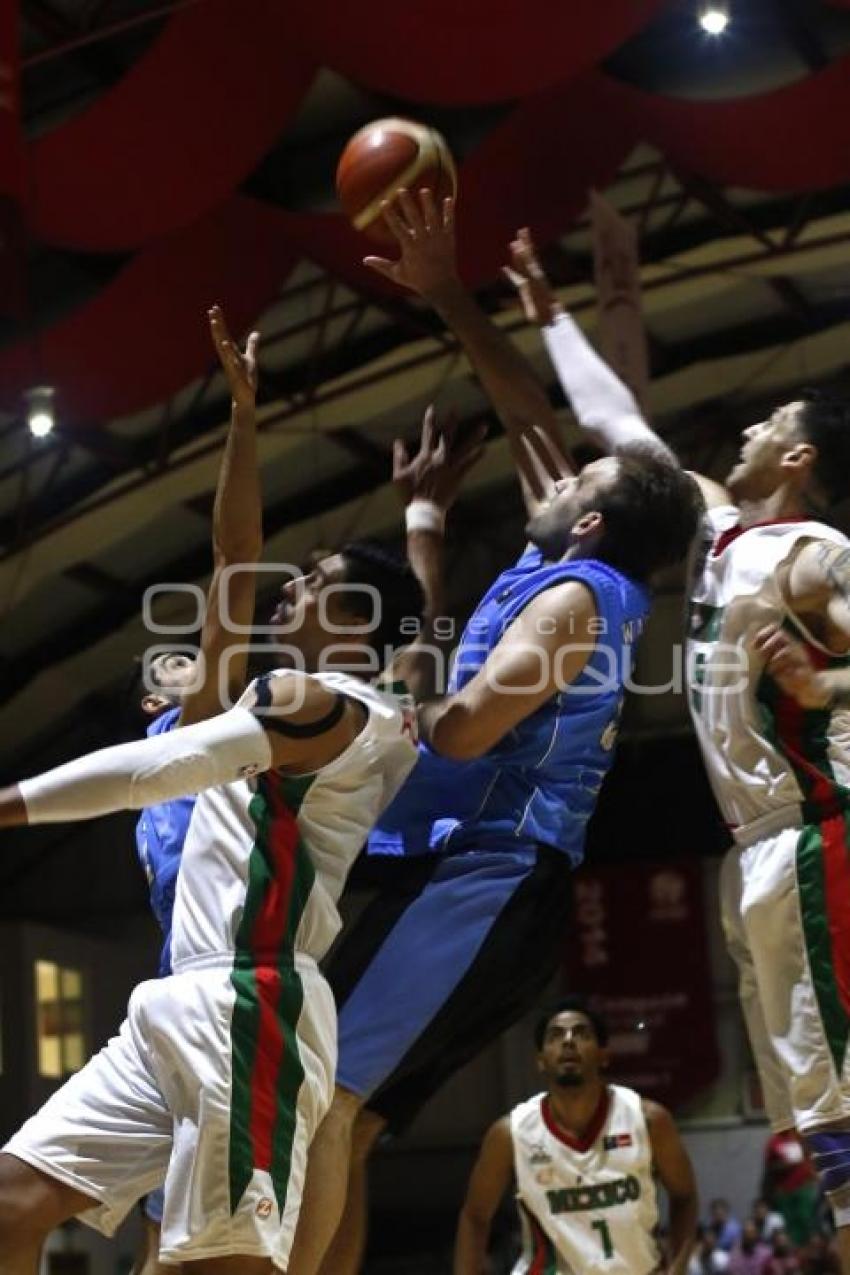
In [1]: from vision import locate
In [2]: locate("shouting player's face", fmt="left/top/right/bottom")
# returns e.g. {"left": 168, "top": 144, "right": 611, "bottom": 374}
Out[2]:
{"left": 726, "top": 400, "right": 810, "bottom": 500}
{"left": 537, "top": 1010, "right": 608, "bottom": 1089}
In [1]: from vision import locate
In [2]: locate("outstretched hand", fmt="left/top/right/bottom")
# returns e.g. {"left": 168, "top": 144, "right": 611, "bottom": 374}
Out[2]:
{"left": 209, "top": 304, "right": 259, "bottom": 409}
{"left": 753, "top": 624, "right": 830, "bottom": 708}
{"left": 515, "top": 423, "right": 576, "bottom": 507}
{"left": 503, "top": 228, "right": 562, "bottom": 328}
{"left": 364, "top": 189, "right": 459, "bottom": 301}
{"left": 393, "top": 404, "right": 487, "bottom": 513}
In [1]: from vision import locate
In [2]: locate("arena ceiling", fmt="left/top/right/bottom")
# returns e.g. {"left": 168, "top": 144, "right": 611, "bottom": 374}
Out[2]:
{"left": 2, "top": 0, "right": 850, "bottom": 791}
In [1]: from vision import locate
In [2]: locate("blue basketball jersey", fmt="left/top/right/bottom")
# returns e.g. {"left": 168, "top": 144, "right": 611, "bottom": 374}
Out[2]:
{"left": 134, "top": 707, "right": 195, "bottom": 975}
{"left": 368, "top": 547, "right": 650, "bottom": 865}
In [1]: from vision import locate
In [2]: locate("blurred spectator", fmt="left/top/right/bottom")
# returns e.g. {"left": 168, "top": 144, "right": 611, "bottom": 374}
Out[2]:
{"left": 752, "top": 1198, "right": 786, "bottom": 1243}
{"left": 710, "top": 1199, "right": 744, "bottom": 1251}
{"left": 761, "top": 1230, "right": 802, "bottom": 1275}
{"left": 799, "top": 1234, "right": 841, "bottom": 1275}
{"left": 726, "top": 1220, "right": 771, "bottom": 1275}
{"left": 763, "top": 1132, "right": 819, "bottom": 1248}
{"left": 689, "top": 1224, "right": 731, "bottom": 1274}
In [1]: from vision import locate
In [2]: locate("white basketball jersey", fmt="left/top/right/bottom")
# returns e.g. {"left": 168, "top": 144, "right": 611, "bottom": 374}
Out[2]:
{"left": 170, "top": 670, "right": 418, "bottom": 972}
{"left": 688, "top": 508, "right": 850, "bottom": 831}
{"left": 510, "top": 1085, "right": 659, "bottom": 1275}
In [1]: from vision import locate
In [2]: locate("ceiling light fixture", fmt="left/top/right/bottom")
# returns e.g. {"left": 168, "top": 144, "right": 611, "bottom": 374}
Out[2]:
{"left": 699, "top": 2, "right": 730, "bottom": 34}
{"left": 26, "top": 386, "right": 56, "bottom": 439}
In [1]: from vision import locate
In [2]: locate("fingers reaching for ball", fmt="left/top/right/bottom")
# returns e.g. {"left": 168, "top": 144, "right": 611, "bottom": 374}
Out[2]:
{"left": 363, "top": 188, "right": 460, "bottom": 301}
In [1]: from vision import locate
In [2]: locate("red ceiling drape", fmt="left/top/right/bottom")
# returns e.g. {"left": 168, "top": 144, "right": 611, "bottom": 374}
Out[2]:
{"left": 0, "top": 197, "right": 300, "bottom": 423}
{"left": 4, "top": 3, "right": 850, "bottom": 425}
{"left": 30, "top": 0, "right": 317, "bottom": 251}
{"left": 282, "top": 0, "right": 669, "bottom": 105}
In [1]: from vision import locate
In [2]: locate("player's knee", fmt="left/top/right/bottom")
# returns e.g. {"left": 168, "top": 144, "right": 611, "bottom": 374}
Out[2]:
{"left": 350, "top": 1108, "right": 386, "bottom": 1163}
{"left": 328, "top": 1085, "right": 364, "bottom": 1129}
{"left": 804, "top": 1126, "right": 850, "bottom": 1227}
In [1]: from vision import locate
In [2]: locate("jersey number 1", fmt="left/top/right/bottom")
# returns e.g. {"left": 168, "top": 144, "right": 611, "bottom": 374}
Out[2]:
{"left": 591, "top": 1219, "right": 614, "bottom": 1261}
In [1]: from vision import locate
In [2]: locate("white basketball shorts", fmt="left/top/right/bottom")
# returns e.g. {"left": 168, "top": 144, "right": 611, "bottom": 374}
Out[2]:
{"left": 721, "top": 810, "right": 850, "bottom": 1134}
{"left": 4, "top": 956, "right": 335, "bottom": 1268}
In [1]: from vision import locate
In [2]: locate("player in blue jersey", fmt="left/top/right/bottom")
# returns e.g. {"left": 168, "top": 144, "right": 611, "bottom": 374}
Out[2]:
{"left": 285, "top": 194, "right": 703, "bottom": 1275}
{"left": 130, "top": 304, "right": 263, "bottom": 1275}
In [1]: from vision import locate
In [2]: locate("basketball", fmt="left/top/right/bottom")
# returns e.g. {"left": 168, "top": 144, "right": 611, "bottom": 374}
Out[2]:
{"left": 336, "top": 117, "right": 457, "bottom": 245}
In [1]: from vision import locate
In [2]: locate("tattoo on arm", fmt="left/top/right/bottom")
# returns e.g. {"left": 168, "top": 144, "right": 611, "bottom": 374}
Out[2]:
{"left": 818, "top": 544, "right": 850, "bottom": 606}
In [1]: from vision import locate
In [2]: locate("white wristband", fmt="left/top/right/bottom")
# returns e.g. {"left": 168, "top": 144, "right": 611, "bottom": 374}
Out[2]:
{"left": 405, "top": 500, "right": 446, "bottom": 535}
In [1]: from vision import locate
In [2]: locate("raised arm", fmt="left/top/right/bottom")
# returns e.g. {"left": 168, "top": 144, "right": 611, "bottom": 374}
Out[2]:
{"left": 505, "top": 229, "right": 728, "bottom": 510}
{"left": 387, "top": 405, "right": 484, "bottom": 701}
{"left": 454, "top": 1116, "right": 514, "bottom": 1275}
{"left": 0, "top": 674, "right": 367, "bottom": 831}
{"left": 364, "top": 188, "right": 571, "bottom": 517}
{"left": 177, "top": 305, "right": 263, "bottom": 727}
{"left": 644, "top": 1099, "right": 699, "bottom": 1275}
{"left": 418, "top": 578, "right": 599, "bottom": 761}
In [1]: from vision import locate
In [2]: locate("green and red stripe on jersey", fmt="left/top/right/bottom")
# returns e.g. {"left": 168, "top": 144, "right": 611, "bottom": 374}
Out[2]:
{"left": 229, "top": 770, "right": 316, "bottom": 1216}
{"left": 755, "top": 637, "right": 849, "bottom": 823}
{"left": 522, "top": 1202, "right": 558, "bottom": 1274}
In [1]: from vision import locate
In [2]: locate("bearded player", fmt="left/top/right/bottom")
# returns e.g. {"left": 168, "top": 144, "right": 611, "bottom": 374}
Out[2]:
{"left": 504, "top": 228, "right": 850, "bottom": 1269}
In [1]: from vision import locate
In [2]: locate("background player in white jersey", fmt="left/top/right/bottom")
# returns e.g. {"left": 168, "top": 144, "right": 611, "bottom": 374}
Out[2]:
{"left": 455, "top": 997, "right": 698, "bottom": 1274}
{"left": 503, "top": 233, "right": 850, "bottom": 1270}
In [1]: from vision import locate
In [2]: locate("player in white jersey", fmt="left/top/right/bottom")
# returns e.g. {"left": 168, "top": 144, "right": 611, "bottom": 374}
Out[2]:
{"left": 0, "top": 390, "right": 490, "bottom": 1269}
{"left": 501, "top": 232, "right": 850, "bottom": 1269}
{"left": 455, "top": 997, "right": 697, "bottom": 1275}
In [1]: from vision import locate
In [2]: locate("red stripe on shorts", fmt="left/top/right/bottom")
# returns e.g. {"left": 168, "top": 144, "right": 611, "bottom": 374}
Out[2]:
{"left": 247, "top": 775, "right": 299, "bottom": 1171}
{"left": 821, "top": 813, "right": 850, "bottom": 1019}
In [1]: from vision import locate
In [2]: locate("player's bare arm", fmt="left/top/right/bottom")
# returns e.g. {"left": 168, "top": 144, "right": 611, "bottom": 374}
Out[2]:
{"left": 642, "top": 1099, "right": 699, "bottom": 1275}
{"left": 242, "top": 671, "right": 368, "bottom": 773}
{"left": 393, "top": 402, "right": 485, "bottom": 624}
{"left": 782, "top": 539, "right": 850, "bottom": 645}
{"left": 364, "top": 187, "right": 571, "bottom": 517}
{"left": 454, "top": 1116, "right": 514, "bottom": 1275}
{"left": 177, "top": 305, "right": 262, "bottom": 727}
{"left": 418, "top": 580, "right": 598, "bottom": 760}
{"left": 389, "top": 404, "right": 484, "bottom": 699}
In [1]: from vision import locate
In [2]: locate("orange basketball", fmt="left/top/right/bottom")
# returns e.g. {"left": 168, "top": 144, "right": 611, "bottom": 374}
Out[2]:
{"left": 336, "top": 117, "right": 457, "bottom": 246}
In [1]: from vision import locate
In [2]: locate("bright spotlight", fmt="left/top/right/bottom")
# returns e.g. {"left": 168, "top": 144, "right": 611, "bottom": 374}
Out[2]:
{"left": 699, "top": 3, "right": 729, "bottom": 34}
{"left": 29, "top": 412, "right": 54, "bottom": 438}
{"left": 26, "top": 386, "right": 56, "bottom": 438}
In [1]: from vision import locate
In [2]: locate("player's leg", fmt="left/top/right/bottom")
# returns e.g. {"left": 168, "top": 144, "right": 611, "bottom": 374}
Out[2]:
{"left": 312, "top": 844, "right": 572, "bottom": 1274}
{"left": 316, "top": 1106, "right": 386, "bottom": 1275}
{"left": 0, "top": 1154, "right": 101, "bottom": 1275}
{"left": 287, "top": 855, "right": 441, "bottom": 1275}
{"left": 0, "top": 988, "right": 172, "bottom": 1275}
{"left": 740, "top": 820, "right": 850, "bottom": 1271}
{"left": 286, "top": 1085, "right": 364, "bottom": 1275}
{"left": 131, "top": 1193, "right": 174, "bottom": 1275}
{"left": 718, "top": 846, "right": 796, "bottom": 1133}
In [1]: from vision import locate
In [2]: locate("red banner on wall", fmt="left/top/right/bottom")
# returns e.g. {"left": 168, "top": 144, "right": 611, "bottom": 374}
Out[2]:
{"left": 564, "top": 858, "right": 720, "bottom": 1111}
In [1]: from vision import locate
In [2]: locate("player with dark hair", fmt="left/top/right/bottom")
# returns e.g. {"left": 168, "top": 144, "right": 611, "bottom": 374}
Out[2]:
{"left": 0, "top": 316, "right": 496, "bottom": 1273}
{"left": 284, "top": 193, "right": 702, "bottom": 1275}
{"left": 455, "top": 998, "right": 698, "bottom": 1274}
{"left": 504, "top": 228, "right": 850, "bottom": 1271}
